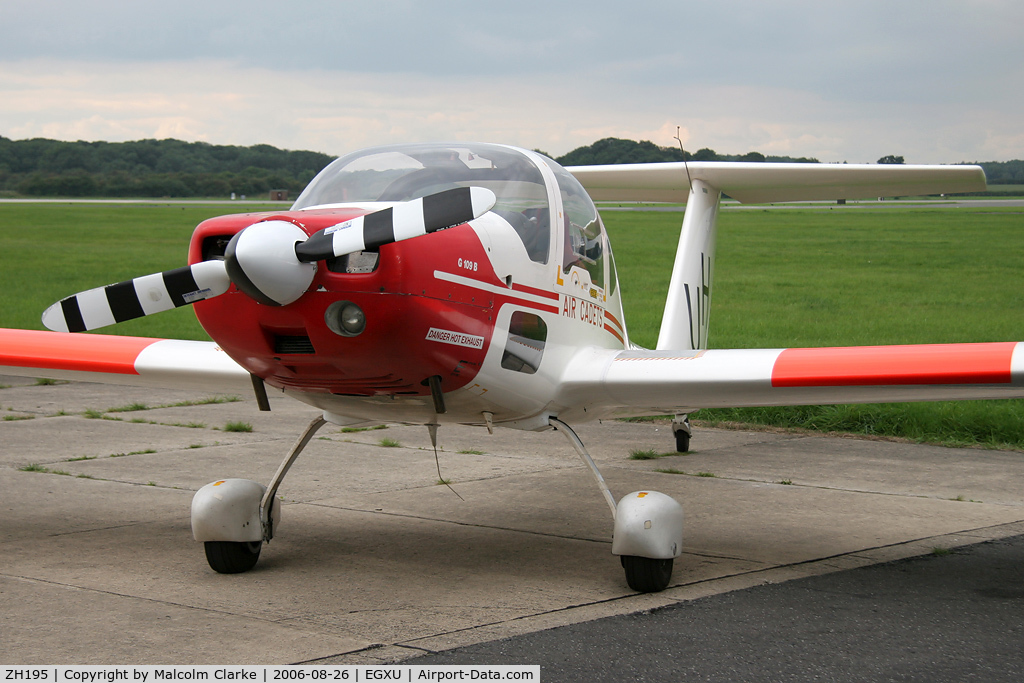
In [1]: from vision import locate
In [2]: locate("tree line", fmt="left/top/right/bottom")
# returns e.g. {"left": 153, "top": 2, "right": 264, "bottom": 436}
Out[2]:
{"left": 549, "top": 137, "right": 820, "bottom": 165}
{"left": 1, "top": 136, "right": 1021, "bottom": 198}
{"left": 551, "top": 138, "right": 1024, "bottom": 186}
{"left": 0, "top": 137, "right": 334, "bottom": 198}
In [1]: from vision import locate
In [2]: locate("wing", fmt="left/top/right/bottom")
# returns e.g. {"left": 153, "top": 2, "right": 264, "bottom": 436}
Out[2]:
{"left": 567, "top": 161, "right": 987, "bottom": 203}
{"left": 0, "top": 328, "right": 252, "bottom": 394}
{"left": 555, "top": 342, "right": 1024, "bottom": 419}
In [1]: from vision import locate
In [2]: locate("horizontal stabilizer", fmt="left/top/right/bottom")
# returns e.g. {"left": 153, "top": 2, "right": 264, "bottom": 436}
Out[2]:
{"left": 568, "top": 162, "right": 987, "bottom": 203}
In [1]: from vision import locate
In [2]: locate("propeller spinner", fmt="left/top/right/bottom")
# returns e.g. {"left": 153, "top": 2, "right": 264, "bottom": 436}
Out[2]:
{"left": 41, "top": 186, "right": 496, "bottom": 333}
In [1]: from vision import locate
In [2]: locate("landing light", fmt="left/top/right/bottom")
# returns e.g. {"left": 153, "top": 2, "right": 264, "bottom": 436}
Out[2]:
{"left": 325, "top": 301, "right": 366, "bottom": 337}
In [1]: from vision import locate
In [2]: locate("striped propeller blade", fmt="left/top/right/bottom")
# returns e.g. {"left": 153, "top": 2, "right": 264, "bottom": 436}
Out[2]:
{"left": 42, "top": 260, "right": 230, "bottom": 333}
{"left": 295, "top": 186, "right": 496, "bottom": 262}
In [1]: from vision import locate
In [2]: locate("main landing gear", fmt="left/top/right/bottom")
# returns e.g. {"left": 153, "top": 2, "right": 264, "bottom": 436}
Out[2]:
{"left": 190, "top": 415, "right": 328, "bottom": 574}
{"left": 190, "top": 414, "right": 684, "bottom": 593}
{"left": 550, "top": 418, "right": 684, "bottom": 593}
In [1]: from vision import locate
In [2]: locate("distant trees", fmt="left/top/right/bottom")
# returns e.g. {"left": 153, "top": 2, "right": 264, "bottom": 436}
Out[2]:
{"left": 970, "top": 159, "right": 1024, "bottom": 184}
{"left": 2, "top": 136, "right": 1020, "bottom": 198}
{"left": 553, "top": 138, "right": 819, "bottom": 166}
{"left": 0, "top": 137, "right": 335, "bottom": 198}
{"left": 555, "top": 138, "right": 686, "bottom": 165}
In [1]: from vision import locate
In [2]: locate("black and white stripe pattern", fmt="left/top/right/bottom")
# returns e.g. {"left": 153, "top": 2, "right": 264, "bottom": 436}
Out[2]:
{"left": 42, "top": 260, "right": 230, "bottom": 333}
{"left": 295, "top": 186, "right": 496, "bottom": 262}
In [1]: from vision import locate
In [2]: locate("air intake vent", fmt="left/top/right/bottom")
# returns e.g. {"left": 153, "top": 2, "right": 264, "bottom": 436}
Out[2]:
{"left": 274, "top": 335, "right": 316, "bottom": 354}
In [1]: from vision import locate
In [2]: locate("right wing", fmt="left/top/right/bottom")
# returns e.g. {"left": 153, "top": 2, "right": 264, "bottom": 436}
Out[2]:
{"left": 555, "top": 342, "right": 1024, "bottom": 420}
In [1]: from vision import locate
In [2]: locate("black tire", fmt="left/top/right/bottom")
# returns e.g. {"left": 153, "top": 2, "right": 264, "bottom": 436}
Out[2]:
{"left": 204, "top": 541, "right": 262, "bottom": 574}
{"left": 621, "top": 555, "right": 673, "bottom": 592}
{"left": 675, "top": 430, "right": 690, "bottom": 453}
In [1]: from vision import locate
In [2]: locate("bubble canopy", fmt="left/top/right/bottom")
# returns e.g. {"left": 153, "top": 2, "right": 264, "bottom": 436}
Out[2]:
{"left": 293, "top": 143, "right": 544, "bottom": 208}
{"left": 293, "top": 143, "right": 556, "bottom": 263}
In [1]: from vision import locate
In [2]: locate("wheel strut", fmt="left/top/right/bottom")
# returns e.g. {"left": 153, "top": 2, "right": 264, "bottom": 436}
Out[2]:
{"left": 550, "top": 417, "right": 616, "bottom": 519}
{"left": 550, "top": 417, "right": 683, "bottom": 593}
{"left": 260, "top": 414, "right": 328, "bottom": 542}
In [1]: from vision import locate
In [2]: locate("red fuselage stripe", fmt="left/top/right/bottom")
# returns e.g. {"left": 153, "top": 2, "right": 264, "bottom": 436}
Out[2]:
{"left": 771, "top": 342, "right": 1017, "bottom": 387}
{"left": 511, "top": 282, "right": 560, "bottom": 300}
{"left": 604, "top": 323, "right": 624, "bottom": 344}
{"left": 0, "top": 329, "right": 157, "bottom": 375}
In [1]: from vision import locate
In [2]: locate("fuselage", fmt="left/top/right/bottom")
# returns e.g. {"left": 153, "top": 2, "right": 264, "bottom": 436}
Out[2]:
{"left": 189, "top": 143, "right": 628, "bottom": 429}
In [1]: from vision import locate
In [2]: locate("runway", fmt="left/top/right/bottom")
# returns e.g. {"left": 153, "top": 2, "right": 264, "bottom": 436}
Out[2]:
{"left": 2, "top": 375, "right": 1022, "bottom": 673}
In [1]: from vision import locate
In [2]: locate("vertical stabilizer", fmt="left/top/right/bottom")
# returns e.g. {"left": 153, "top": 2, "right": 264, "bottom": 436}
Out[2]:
{"left": 656, "top": 179, "right": 721, "bottom": 350}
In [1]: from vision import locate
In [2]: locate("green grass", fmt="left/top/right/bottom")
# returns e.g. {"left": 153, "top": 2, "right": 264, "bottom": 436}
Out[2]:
{"left": 697, "top": 401, "right": 1024, "bottom": 449}
{"left": 378, "top": 437, "right": 401, "bottom": 448}
{"left": 223, "top": 421, "right": 253, "bottom": 432}
{"left": 107, "top": 402, "right": 149, "bottom": 413}
{"left": 18, "top": 463, "right": 70, "bottom": 475}
{"left": 166, "top": 421, "right": 206, "bottom": 429}
{"left": 0, "top": 203, "right": 272, "bottom": 340}
{"left": 604, "top": 206, "right": 1024, "bottom": 450}
{"left": 109, "top": 449, "right": 156, "bottom": 458}
{"left": 604, "top": 207, "right": 1024, "bottom": 349}
{"left": 171, "top": 396, "right": 241, "bottom": 407}
{"left": 628, "top": 448, "right": 673, "bottom": 460}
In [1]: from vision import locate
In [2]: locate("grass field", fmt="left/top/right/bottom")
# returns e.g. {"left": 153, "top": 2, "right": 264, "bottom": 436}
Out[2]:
{"left": 1, "top": 201, "right": 1022, "bottom": 449}
{"left": 603, "top": 205, "right": 1024, "bottom": 449}
{"left": 0, "top": 203, "right": 274, "bottom": 340}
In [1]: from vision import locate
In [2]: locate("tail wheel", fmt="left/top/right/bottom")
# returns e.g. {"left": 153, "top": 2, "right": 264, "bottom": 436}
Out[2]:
{"left": 204, "top": 541, "right": 262, "bottom": 574}
{"left": 621, "top": 555, "right": 673, "bottom": 592}
{"left": 674, "top": 430, "right": 690, "bottom": 453}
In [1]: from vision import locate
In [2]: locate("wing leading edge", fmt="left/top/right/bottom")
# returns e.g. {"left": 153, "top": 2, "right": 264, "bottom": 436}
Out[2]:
{"left": 554, "top": 342, "right": 1024, "bottom": 420}
{"left": 567, "top": 162, "right": 987, "bottom": 204}
{"left": 0, "top": 328, "right": 252, "bottom": 394}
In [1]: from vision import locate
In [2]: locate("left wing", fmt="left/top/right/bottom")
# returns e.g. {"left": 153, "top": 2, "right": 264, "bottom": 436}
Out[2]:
{"left": 555, "top": 342, "right": 1024, "bottom": 419}
{"left": 0, "top": 328, "right": 252, "bottom": 394}
{"left": 568, "top": 161, "right": 987, "bottom": 203}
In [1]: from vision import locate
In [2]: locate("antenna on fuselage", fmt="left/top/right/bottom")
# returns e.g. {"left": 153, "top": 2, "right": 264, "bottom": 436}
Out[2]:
{"left": 674, "top": 126, "right": 694, "bottom": 194}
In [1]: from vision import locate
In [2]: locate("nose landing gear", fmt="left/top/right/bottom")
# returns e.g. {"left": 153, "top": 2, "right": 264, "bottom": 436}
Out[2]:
{"left": 190, "top": 415, "right": 328, "bottom": 573}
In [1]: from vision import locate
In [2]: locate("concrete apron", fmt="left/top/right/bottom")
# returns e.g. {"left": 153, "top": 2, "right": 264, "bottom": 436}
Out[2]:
{"left": 2, "top": 376, "right": 1022, "bottom": 664}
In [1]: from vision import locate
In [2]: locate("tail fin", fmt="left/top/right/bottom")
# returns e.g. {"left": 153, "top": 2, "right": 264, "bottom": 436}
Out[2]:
{"left": 656, "top": 179, "right": 721, "bottom": 351}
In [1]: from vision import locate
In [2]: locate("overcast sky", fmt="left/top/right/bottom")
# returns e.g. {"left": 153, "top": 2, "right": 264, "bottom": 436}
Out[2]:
{"left": 2, "top": 0, "right": 1021, "bottom": 163}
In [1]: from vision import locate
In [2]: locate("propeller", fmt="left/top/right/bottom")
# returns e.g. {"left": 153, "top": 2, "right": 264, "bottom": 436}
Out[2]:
{"left": 295, "top": 186, "right": 496, "bottom": 262}
{"left": 41, "top": 186, "right": 496, "bottom": 333}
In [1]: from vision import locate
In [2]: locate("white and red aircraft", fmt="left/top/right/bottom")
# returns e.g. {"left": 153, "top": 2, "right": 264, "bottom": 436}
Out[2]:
{"left": 1, "top": 142, "right": 1021, "bottom": 592}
